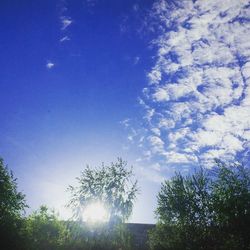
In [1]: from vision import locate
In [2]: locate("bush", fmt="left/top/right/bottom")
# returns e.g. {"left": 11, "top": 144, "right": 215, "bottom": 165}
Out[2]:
{"left": 25, "top": 206, "right": 70, "bottom": 250}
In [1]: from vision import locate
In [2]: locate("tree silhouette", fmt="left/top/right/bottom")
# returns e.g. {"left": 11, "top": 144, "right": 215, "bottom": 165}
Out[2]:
{"left": 0, "top": 158, "right": 28, "bottom": 249}
{"left": 67, "top": 158, "right": 138, "bottom": 224}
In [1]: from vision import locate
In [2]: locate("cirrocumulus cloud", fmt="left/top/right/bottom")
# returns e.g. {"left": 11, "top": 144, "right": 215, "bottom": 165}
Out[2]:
{"left": 136, "top": 0, "right": 250, "bottom": 171}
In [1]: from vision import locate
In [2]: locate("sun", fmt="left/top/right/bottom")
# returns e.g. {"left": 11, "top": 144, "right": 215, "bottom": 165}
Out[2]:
{"left": 83, "top": 201, "right": 109, "bottom": 223}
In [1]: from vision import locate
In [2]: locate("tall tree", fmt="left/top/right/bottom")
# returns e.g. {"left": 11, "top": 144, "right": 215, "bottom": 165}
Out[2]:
{"left": 67, "top": 158, "right": 138, "bottom": 224}
{"left": 0, "top": 158, "right": 28, "bottom": 249}
{"left": 149, "top": 161, "right": 250, "bottom": 250}
{"left": 67, "top": 158, "right": 138, "bottom": 250}
{"left": 211, "top": 161, "right": 250, "bottom": 249}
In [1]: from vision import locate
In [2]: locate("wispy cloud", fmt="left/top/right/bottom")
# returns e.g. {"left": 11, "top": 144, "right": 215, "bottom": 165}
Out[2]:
{"left": 136, "top": 0, "right": 250, "bottom": 169}
{"left": 85, "top": 0, "right": 98, "bottom": 8}
{"left": 134, "top": 56, "right": 140, "bottom": 65}
{"left": 46, "top": 61, "right": 55, "bottom": 69}
{"left": 58, "top": 1, "right": 73, "bottom": 43}
{"left": 61, "top": 16, "right": 72, "bottom": 30}
{"left": 60, "top": 36, "right": 70, "bottom": 43}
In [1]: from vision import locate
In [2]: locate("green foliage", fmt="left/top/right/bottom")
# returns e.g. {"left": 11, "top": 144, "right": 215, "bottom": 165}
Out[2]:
{"left": 157, "top": 169, "right": 211, "bottom": 227}
{"left": 60, "top": 221, "right": 133, "bottom": 250}
{"left": 67, "top": 158, "right": 138, "bottom": 224}
{"left": 0, "top": 158, "right": 28, "bottom": 249}
{"left": 25, "top": 205, "right": 70, "bottom": 250}
{"left": 0, "top": 158, "right": 27, "bottom": 218}
{"left": 149, "top": 161, "right": 250, "bottom": 250}
{"left": 211, "top": 161, "right": 250, "bottom": 249}
{"left": 0, "top": 157, "right": 136, "bottom": 250}
{"left": 66, "top": 158, "right": 137, "bottom": 249}
{"left": 22, "top": 205, "right": 133, "bottom": 250}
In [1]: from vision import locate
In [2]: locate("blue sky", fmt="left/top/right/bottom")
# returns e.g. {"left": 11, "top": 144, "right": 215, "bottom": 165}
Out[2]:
{"left": 1, "top": 0, "right": 250, "bottom": 223}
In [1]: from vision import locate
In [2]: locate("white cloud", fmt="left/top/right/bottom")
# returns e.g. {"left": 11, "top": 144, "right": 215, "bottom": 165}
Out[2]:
{"left": 147, "top": 68, "right": 161, "bottom": 84}
{"left": 144, "top": 108, "right": 155, "bottom": 121}
{"left": 60, "top": 36, "right": 70, "bottom": 42}
{"left": 137, "top": 165, "right": 165, "bottom": 183}
{"left": 46, "top": 61, "right": 55, "bottom": 69}
{"left": 168, "top": 128, "right": 190, "bottom": 143}
{"left": 120, "top": 118, "right": 130, "bottom": 128}
{"left": 158, "top": 118, "right": 175, "bottom": 129}
{"left": 242, "top": 62, "right": 250, "bottom": 79}
{"left": 163, "top": 151, "right": 198, "bottom": 164}
{"left": 136, "top": 0, "right": 250, "bottom": 169}
{"left": 151, "top": 128, "right": 161, "bottom": 136}
{"left": 61, "top": 16, "right": 72, "bottom": 30}
{"left": 191, "top": 130, "right": 222, "bottom": 148}
{"left": 153, "top": 87, "right": 169, "bottom": 101}
{"left": 134, "top": 56, "right": 140, "bottom": 65}
{"left": 148, "top": 135, "right": 165, "bottom": 155}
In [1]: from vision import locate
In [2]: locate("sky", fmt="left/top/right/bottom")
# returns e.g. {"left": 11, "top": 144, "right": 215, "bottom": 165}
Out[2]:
{"left": 0, "top": 0, "right": 250, "bottom": 223}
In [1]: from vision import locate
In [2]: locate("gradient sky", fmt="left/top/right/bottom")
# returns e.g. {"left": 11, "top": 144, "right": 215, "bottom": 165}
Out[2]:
{"left": 1, "top": 0, "right": 250, "bottom": 223}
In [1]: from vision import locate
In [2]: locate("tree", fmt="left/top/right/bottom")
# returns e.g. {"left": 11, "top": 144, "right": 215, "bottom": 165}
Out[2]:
{"left": 67, "top": 158, "right": 138, "bottom": 224}
{"left": 211, "top": 161, "right": 250, "bottom": 249}
{"left": 25, "top": 206, "right": 70, "bottom": 250}
{"left": 67, "top": 158, "right": 138, "bottom": 250}
{"left": 150, "top": 169, "right": 212, "bottom": 250}
{"left": 149, "top": 161, "right": 250, "bottom": 250}
{"left": 0, "top": 158, "right": 28, "bottom": 249}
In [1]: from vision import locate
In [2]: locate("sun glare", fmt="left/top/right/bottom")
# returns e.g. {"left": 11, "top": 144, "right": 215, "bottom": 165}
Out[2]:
{"left": 83, "top": 202, "right": 109, "bottom": 223}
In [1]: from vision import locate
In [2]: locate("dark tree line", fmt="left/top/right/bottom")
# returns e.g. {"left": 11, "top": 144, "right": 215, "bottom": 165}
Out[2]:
{"left": 1, "top": 156, "right": 250, "bottom": 250}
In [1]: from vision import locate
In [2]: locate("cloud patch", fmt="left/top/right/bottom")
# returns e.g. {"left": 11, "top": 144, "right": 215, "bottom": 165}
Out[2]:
{"left": 137, "top": 0, "right": 250, "bottom": 169}
{"left": 60, "top": 36, "right": 70, "bottom": 43}
{"left": 61, "top": 16, "right": 72, "bottom": 30}
{"left": 46, "top": 61, "right": 55, "bottom": 69}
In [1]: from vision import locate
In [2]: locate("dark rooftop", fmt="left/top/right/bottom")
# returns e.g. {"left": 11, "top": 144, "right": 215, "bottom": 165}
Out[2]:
{"left": 126, "top": 223, "right": 155, "bottom": 250}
